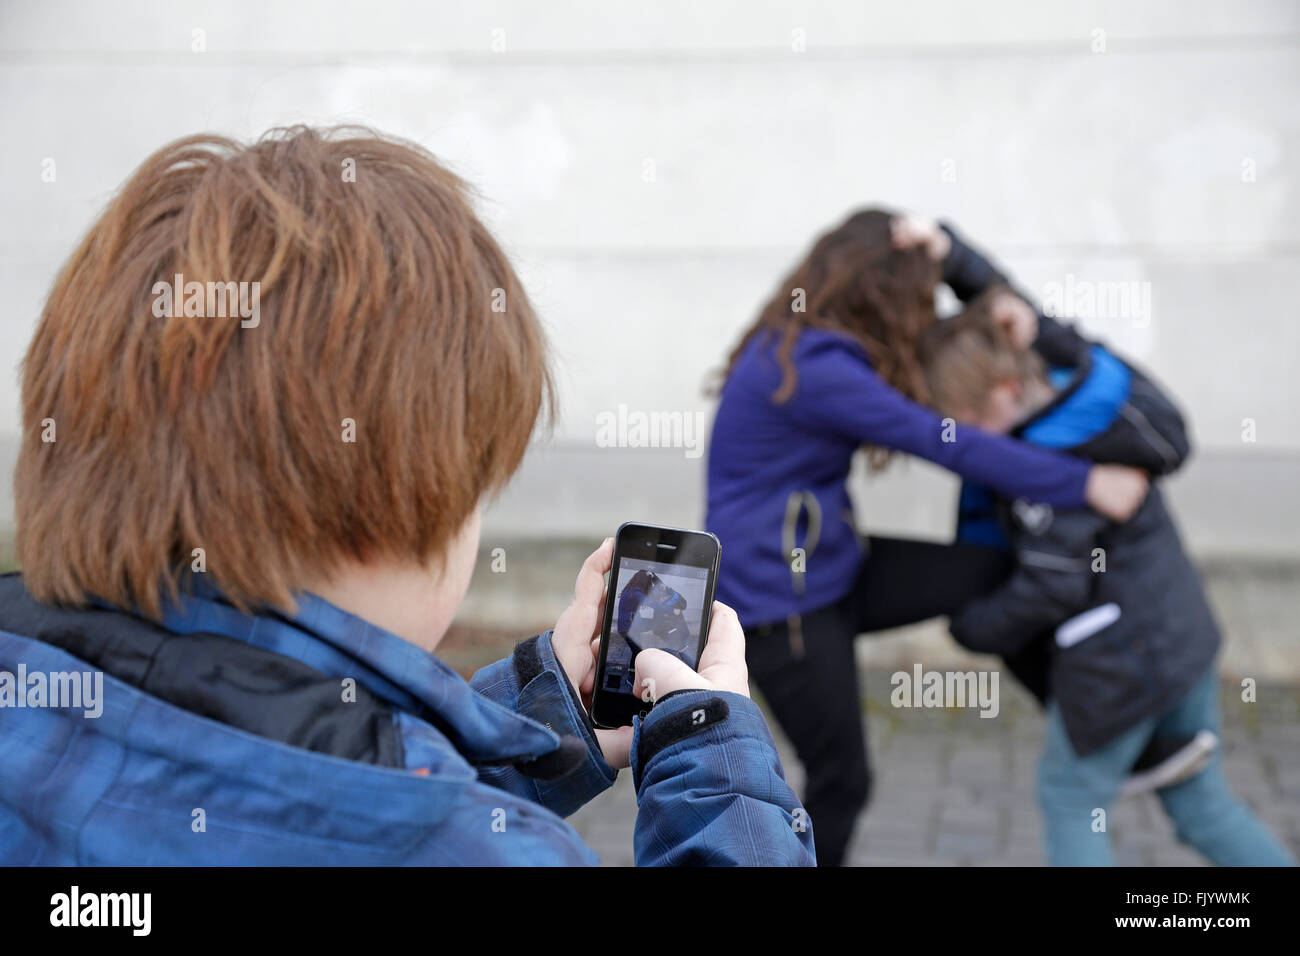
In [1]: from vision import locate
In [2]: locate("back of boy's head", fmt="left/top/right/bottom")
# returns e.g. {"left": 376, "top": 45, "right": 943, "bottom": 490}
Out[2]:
{"left": 922, "top": 286, "right": 1044, "bottom": 420}
{"left": 16, "top": 126, "right": 551, "bottom": 617}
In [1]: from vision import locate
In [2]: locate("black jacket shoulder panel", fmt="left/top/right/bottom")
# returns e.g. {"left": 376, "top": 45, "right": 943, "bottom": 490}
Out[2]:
{"left": 0, "top": 574, "right": 405, "bottom": 767}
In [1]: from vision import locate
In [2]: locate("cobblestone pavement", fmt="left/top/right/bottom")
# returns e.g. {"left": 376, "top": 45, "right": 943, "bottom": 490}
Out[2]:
{"left": 569, "top": 673, "right": 1300, "bottom": 866}
{"left": 444, "top": 554, "right": 1300, "bottom": 866}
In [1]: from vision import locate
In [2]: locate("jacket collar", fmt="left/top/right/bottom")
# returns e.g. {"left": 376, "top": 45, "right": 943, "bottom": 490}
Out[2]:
{"left": 157, "top": 580, "right": 560, "bottom": 764}
{"left": 1015, "top": 344, "right": 1131, "bottom": 450}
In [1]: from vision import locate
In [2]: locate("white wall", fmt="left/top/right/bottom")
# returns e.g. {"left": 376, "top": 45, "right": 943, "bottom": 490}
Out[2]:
{"left": 2, "top": 0, "right": 1298, "bottom": 554}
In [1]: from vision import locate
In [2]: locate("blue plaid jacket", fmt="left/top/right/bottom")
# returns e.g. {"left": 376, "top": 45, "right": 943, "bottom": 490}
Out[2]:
{"left": 0, "top": 579, "right": 814, "bottom": 866}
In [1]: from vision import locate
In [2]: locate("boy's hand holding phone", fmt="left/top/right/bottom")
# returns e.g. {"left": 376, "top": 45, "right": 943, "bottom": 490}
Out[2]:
{"left": 552, "top": 529, "right": 746, "bottom": 770}
{"left": 552, "top": 538, "right": 635, "bottom": 768}
{"left": 632, "top": 601, "right": 749, "bottom": 701}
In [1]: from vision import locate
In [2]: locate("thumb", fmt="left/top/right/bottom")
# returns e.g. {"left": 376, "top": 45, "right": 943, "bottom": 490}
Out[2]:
{"left": 634, "top": 647, "right": 706, "bottom": 703}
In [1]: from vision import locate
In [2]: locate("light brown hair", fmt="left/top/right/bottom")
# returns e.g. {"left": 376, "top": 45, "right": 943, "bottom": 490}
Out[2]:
{"left": 16, "top": 126, "right": 551, "bottom": 617}
{"left": 922, "top": 286, "right": 1045, "bottom": 419}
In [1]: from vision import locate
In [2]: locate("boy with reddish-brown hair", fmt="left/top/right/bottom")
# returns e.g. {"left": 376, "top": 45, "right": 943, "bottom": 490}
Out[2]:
{"left": 0, "top": 126, "right": 814, "bottom": 866}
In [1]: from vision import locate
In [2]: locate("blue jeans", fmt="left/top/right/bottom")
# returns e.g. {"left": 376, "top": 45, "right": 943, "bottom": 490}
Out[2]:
{"left": 1038, "top": 668, "right": 1295, "bottom": 866}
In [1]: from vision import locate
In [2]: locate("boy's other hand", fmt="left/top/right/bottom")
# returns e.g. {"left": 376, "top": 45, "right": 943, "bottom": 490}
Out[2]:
{"left": 991, "top": 291, "right": 1039, "bottom": 350}
{"left": 890, "top": 213, "right": 951, "bottom": 262}
{"left": 553, "top": 537, "right": 634, "bottom": 768}
{"left": 633, "top": 602, "right": 751, "bottom": 703}
{"left": 1086, "top": 464, "right": 1149, "bottom": 522}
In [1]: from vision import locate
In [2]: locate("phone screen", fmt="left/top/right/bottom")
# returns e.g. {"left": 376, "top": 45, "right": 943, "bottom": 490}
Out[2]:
{"left": 591, "top": 523, "right": 720, "bottom": 729}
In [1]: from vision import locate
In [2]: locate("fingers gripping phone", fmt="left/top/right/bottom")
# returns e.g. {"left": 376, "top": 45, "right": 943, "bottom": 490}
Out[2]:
{"left": 591, "top": 523, "right": 721, "bottom": 729}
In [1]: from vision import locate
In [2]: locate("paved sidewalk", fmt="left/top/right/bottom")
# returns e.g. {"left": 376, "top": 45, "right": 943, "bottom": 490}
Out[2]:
{"left": 568, "top": 673, "right": 1300, "bottom": 866}
{"left": 443, "top": 548, "right": 1300, "bottom": 865}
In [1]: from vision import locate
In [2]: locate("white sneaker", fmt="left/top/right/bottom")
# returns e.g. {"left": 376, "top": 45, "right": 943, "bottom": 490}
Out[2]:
{"left": 1119, "top": 730, "right": 1219, "bottom": 799}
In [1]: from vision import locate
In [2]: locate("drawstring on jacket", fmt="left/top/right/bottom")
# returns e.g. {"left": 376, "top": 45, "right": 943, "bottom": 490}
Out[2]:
{"left": 781, "top": 490, "right": 822, "bottom": 660}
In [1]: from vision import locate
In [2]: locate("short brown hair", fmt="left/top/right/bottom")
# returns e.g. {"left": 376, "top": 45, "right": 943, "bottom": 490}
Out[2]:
{"left": 16, "top": 126, "right": 551, "bottom": 616}
{"left": 922, "top": 287, "right": 1044, "bottom": 418}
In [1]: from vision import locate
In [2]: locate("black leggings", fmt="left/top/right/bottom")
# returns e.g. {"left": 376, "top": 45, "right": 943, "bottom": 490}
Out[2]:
{"left": 744, "top": 536, "right": 1012, "bottom": 867}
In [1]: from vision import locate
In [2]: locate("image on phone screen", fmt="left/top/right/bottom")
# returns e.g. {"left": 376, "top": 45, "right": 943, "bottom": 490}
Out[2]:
{"left": 592, "top": 524, "right": 720, "bottom": 728}
{"left": 601, "top": 558, "right": 710, "bottom": 696}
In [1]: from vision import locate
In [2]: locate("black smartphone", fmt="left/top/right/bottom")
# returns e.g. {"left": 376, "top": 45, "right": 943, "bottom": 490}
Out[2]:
{"left": 590, "top": 522, "right": 722, "bottom": 729}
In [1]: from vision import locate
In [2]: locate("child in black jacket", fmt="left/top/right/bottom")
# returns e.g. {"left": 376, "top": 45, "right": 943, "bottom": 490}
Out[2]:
{"left": 922, "top": 297, "right": 1294, "bottom": 866}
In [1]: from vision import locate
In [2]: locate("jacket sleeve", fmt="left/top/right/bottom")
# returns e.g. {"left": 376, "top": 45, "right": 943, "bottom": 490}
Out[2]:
{"left": 949, "top": 507, "right": 1109, "bottom": 657}
{"left": 469, "top": 632, "right": 617, "bottom": 817}
{"left": 1110, "top": 362, "right": 1192, "bottom": 475}
{"left": 940, "top": 223, "right": 1083, "bottom": 361}
{"left": 1036, "top": 328, "right": 1193, "bottom": 476}
{"left": 940, "top": 223, "right": 1097, "bottom": 370}
{"left": 789, "top": 340, "right": 1091, "bottom": 508}
{"left": 1032, "top": 313, "right": 1092, "bottom": 366}
{"left": 630, "top": 689, "right": 817, "bottom": 866}
{"left": 940, "top": 221, "right": 1016, "bottom": 303}
{"left": 939, "top": 222, "right": 1192, "bottom": 475}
